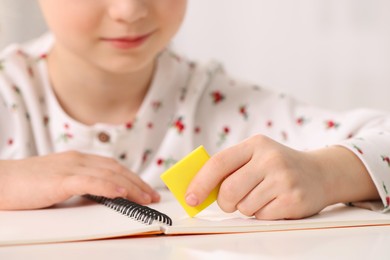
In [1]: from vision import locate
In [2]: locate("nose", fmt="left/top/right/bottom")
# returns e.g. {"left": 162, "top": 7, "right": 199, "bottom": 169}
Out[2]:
{"left": 108, "top": 0, "right": 148, "bottom": 24}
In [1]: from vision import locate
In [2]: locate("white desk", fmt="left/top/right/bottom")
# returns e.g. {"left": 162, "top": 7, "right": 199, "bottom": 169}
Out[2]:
{"left": 1, "top": 225, "right": 389, "bottom": 260}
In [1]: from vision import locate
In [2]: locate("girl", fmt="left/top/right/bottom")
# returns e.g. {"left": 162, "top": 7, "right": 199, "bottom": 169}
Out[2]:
{"left": 0, "top": 0, "right": 388, "bottom": 220}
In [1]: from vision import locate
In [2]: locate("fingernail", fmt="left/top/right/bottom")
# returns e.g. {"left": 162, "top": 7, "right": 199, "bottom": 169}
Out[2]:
{"left": 152, "top": 191, "right": 161, "bottom": 201}
{"left": 142, "top": 193, "right": 152, "bottom": 203}
{"left": 185, "top": 193, "right": 198, "bottom": 206}
{"left": 116, "top": 187, "right": 127, "bottom": 195}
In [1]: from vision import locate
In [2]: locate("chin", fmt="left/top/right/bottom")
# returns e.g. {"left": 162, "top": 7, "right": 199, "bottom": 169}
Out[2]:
{"left": 99, "top": 58, "right": 155, "bottom": 75}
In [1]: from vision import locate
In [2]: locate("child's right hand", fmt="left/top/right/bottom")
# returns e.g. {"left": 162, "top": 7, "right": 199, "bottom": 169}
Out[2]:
{"left": 185, "top": 135, "right": 378, "bottom": 220}
{"left": 0, "top": 151, "right": 160, "bottom": 210}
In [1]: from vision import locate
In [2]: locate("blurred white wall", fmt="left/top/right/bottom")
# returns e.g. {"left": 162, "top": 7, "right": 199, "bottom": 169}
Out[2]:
{"left": 0, "top": 0, "right": 46, "bottom": 47}
{"left": 174, "top": 0, "right": 390, "bottom": 111}
{"left": 1, "top": 0, "right": 389, "bottom": 111}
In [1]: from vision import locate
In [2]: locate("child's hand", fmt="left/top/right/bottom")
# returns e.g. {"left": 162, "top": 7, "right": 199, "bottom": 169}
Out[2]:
{"left": 185, "top": 135, "right": 378, "bottom": 220}
{"left": 0, "top": 151, "right": 160, "bottom": 210}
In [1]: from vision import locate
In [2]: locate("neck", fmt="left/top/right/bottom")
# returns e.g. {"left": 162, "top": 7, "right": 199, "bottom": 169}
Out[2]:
{"left": 47, "top": 45, "right": 155, "bottom": 126}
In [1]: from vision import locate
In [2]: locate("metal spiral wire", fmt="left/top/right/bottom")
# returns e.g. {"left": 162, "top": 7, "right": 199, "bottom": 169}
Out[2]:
{"left": 85, "top": 195, "right": 173, "bottom": 226}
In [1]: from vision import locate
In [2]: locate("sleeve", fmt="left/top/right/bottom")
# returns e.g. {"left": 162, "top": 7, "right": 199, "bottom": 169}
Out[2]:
{"left": 339, "top": 119, "right": 390, "bottom": 212}
{"left": 194, "top": 63, "right": 390, "bottom": 212}
{"left": 279, "top": 100, "right": 390, "bottom": 212}
{"left": 0, "top": 51, "right": 35, "bottom": 159}
{"left": 0, "top": 71, "right": 22, "bottom": 158}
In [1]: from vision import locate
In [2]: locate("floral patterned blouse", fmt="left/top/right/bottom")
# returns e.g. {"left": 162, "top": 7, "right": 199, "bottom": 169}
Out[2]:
{"left": 1, "top": 33, "right": 390, "bottom": 212}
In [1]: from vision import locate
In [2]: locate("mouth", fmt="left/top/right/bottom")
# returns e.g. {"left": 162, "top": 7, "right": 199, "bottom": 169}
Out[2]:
{"left": 101, "top": 32, "right": 154, "bottom": 50}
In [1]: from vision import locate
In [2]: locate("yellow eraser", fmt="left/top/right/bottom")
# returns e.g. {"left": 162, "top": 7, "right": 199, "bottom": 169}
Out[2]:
{"left": 160, "top": 146, "right": 219, "bottom": 217}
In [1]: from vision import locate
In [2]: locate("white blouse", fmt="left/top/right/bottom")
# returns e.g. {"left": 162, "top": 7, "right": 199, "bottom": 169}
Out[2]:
{"left": 1, "top": 33, "right": 390, "bottom": 211}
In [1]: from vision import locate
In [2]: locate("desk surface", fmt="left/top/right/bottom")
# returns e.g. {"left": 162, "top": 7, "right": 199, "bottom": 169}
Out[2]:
{"left": 1, "top": 225, "right": 389, "bottom": 260}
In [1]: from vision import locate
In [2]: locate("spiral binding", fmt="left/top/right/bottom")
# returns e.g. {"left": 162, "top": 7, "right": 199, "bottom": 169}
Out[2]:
{"left": 85, "top": 195, "right": 172, "bottom": 226}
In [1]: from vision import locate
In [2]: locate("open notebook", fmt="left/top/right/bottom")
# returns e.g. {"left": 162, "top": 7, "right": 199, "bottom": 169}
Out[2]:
{"left": 1, "top": 190, "right": 390, "bottom": 246}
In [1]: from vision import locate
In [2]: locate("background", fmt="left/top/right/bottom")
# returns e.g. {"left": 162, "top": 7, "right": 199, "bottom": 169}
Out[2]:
{"left": 1, "top": 0, "right": 389, "bottom": 111}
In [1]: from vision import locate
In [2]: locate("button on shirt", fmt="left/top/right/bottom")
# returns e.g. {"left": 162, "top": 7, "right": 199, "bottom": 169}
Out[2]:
{"left": 97, "top": 132, "right": 110, "bottom": 143}
{"left": 1, "top": 33, "right": 390, "bottom": 212}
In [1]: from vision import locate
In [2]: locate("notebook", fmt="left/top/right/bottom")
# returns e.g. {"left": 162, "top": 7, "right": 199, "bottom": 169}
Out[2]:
{"left": 1, "top": 190, "right": 390, "bottom": 246}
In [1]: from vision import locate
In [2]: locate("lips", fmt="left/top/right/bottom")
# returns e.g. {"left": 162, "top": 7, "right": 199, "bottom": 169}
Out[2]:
{"left": 101, "top": 32, "right": 153, "bottom": 50}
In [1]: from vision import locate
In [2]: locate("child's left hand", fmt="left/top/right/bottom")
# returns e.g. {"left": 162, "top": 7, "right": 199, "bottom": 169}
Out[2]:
{"left": 185, "top": 134, "right": 378, "bottom": 220}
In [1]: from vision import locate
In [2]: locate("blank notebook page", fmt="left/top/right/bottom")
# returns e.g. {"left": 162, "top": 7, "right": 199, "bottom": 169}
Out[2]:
{"left": 0, "top": 197, "right": 161, "bottom": 245}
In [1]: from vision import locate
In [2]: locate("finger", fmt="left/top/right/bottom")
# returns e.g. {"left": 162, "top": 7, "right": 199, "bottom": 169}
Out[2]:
{"left": 61, "top": 175, "right": 128, "bottom": 200}
{"left": 70, "top": 167, "right": 153, "bottom": 204}
{"left": 95, "top": 160, "right": 160, "bottom": 202}
{"left": 121, "top": 172, "right": 161, "bottom": 202}
{"left": 253, "top": 193, "right": 311, "bottom": 220}
{"left": 186, "top": 142, "right": 253, "bottom": 206}
{"left": 251, "top": 199, "right": 280, "bottom": 220}
{"left": 79, "top": 155, "right": 160, "bottom": 202}
{"left": 235, "top": 177, "right": 278, "bottom": 216}
{"left": 253, "top": 197, "right": 295, "bottom": 220}
{"left": 217, "top": 162, "right": 264, "bottom": 213}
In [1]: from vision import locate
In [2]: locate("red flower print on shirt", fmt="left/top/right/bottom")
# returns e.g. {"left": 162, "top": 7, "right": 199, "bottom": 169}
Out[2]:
{"left": 194, "top": 126, "right": 201, "bottom": 134}
{"left": 38, "top": 53, "right": 48, "bottom": 60}
{"left": 27, "top": 66, "right": 34, "bottom": 78}
{"left": 125, "top": 121, "right": 133, "bottom": 130}
{"left": 266, "top": 120, "right": 273, "bottom": 128}
{"left": 383, "top": 182, "right": 389, "bottom": 208}
{"left": 43, "top": 116, "right": 49, "bottom": 126}
{"left": 142, "top": 149, "right": 152, "bottom": 164}
{"left": 7, "top": 138, "right": 13, "bottom": 146}
{"left": 217, "top": 126, "right": 230, "bottom": 147}
{"left": 156, "top": 157, "right": 177, "bottom": 169}
{"left": 119, "top": 153, "right": 127, "bottom": 160}
{"left": 296, "top": 116, "right": 309, "bottom": 126}
{"left": 151, "top": 100, "right": 162, "bottom": 112}
{"left": 57, "top": 123, "right": 73, "bottom": 143}
{"left": 15, "top": 50, "right": 34, "bottom": 78}
{"left": 157, "top": 158, "right": 163, "bottom": 165}
{"left": 239, "top": 105, "right": 248, "bottom": 120}
{"left": 12, "top": 85, "right": 21, "bottom": 95}
{"left": 352, "top": 144, "right": 363, "bottom": 155}
{"left": 180, "top": 87, "right": 188, "bottom": 101}
{"left": 11, "top": 103, "right": 18, "bottom": 112}
{"left": 325, "top": 120, "right": 340, "bottom": 129}
{"left": 211, "top": 91, "right": 225, "bottom": 104}
{"left": 189, "top": 61, "right": 196, "bottom": 70}
{"left": 147, "top": 122, "right": 154, "bottom": 129}
{"left": 170, "top": 52, "right": 182, "bottom": 63}
{"left": 223, "top": 127, "right": 230, "bottom": 136}
{"left": 17, "top": 50, "right": 27, "bottom": 57}
{"left": 381, "top": 155, "right": 390, "bottom": 167}
{"left": 173, "top": 117, "right": 185, "bottom": 134}
{"left": 281, "top": 131, "right": 288, "bottom": 142}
